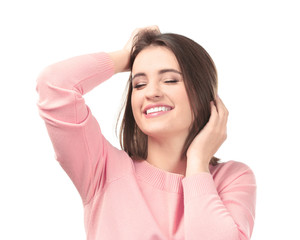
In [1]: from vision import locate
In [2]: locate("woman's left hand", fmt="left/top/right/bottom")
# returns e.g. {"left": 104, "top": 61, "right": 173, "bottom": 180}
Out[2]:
{"left": 186, "top": 96, "right": 229, "bottom": 175}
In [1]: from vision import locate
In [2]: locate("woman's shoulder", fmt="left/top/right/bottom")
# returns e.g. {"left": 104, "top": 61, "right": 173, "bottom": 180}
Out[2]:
{"left": 211, "top": 160, "right": 254, "bottom": 173}
{"left": 210, "top": 160, "right": 256, "bottom": 189}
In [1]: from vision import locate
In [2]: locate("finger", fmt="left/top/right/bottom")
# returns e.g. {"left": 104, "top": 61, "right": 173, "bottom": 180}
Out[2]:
{"left": 210, "top": 100, "right": 218, "bottom": 115}
{"left": 215, "top": 95, "right": 229, "bottom": 118}
{"left": 137, "top": 25, "right": 160, "bottom": 36}
{"left": 217, "top": 95, "right": 228, "bottom": 113}
{"left": 213, "top": 99, "right": 228, "bottom": 140}
{"left": 211, "top": 97, "right": 228, "bottom": 135}
{"left": 148, "top": 25, "right": 160, "bottom": 33}
{"left": 125, "top": 26, "right": 161, "bottom": 53}
{"left": 208, "top": 101, "right": 227, "bottom": 143}
{"left": 207, "top": 101, "right": 218, "bottom": 126}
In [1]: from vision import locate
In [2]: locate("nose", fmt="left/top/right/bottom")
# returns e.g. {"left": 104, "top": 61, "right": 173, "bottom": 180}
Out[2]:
{"left": 145, "top": 81, "right": 162, "bottom": 100}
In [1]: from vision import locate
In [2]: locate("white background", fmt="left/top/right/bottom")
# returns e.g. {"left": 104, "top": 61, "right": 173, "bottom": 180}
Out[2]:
{"left": 0, "top": 0, "right": 299, "bottom": 239}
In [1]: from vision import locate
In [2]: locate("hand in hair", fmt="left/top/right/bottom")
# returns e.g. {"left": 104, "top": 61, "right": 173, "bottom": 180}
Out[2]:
{"left": 186, "top": 96, "right": 229, "bottom": 175}
{"left": 123, "top": 25, "right": 160, "bottom": 54}
{"left": 109, "top": 26, "right": 160, "bottom": 73}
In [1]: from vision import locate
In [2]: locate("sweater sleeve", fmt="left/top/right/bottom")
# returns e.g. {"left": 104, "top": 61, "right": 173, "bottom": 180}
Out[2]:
{"left": 182, "top": 161, "right": 256, "bottom": 240}
{"left": 36, "top": 52, "right": 115, "bottom": 204}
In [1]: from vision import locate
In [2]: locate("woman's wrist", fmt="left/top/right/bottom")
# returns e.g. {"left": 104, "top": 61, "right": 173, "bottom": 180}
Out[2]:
{"left": 186, "top": 155, "right": 210, "bottom": 176}
{"left": 108, "top": 49, "right": 130, "bottom": 74}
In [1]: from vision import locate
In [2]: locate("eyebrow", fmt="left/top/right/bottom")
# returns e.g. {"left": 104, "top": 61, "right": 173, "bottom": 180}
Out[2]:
{"left": 131, "top": 69, "right": 182, "bottom": 81}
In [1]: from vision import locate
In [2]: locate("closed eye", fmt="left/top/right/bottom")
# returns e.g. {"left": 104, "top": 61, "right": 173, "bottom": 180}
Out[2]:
{"left": 133, "top": 83, "right": 146, "bottom": 89}
{"left": 164, "top": 80, "right": 178, "bottom": 83}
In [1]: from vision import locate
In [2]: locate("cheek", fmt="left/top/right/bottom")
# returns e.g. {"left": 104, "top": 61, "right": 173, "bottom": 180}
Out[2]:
{"left": 131, "top": 92, "right": 138, "bottom": 109}
{"left": 177, "top": 90, "right": 194, "bottom": 121}
{"left": 176, "top": 88, "right": 190, "bottom": 106}
{"left": 131, "top": 92, "right": 142, "bottom": 120}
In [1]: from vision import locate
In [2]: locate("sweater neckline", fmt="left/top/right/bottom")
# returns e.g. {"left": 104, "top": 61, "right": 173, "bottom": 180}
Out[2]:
{"left": 133, "top": 160, "right": 185, "bottom": 194}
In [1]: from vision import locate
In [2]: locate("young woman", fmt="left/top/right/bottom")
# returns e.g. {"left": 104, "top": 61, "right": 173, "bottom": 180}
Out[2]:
{"left": 36, "top": 26, "right": 256, "bottom": 239}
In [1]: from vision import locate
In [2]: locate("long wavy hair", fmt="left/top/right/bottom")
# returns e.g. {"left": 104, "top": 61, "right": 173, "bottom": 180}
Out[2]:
{"left": 117, "top": 30, "right": 219, "bottom": 166}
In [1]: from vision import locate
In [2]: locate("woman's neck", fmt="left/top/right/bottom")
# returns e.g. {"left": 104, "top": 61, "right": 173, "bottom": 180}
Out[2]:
{"left": 146, "top": 135, "right": 187, "bottom": 176}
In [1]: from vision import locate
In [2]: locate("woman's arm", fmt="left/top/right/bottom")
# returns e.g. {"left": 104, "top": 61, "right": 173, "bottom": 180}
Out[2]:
{"left": 36, "top": 52, "right": 116, "bottom": 123}
{"left": 36, "top": 26, "right": 159, "bottom": 205}
{"left": 182, "top": 161, "right": 256, "bottom": 240}
{"left": 36, "top": 52, "right": 117, "bottom": 204}
{"left": 183, "top": 97, "right": 256, "bottom": 239}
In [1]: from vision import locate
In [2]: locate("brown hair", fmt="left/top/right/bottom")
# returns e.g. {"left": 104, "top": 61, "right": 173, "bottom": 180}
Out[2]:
{"left": 118, "top": 30, "right": 219, "bottom": 166}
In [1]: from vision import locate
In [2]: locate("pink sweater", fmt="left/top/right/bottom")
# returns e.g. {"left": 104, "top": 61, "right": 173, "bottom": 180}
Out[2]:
{"left": 36, "top": 52, "right": 256, "bottom": 240}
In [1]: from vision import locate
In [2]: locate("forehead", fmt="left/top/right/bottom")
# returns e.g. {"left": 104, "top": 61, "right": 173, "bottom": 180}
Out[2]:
{"left": 132, "top": 46, "right": 180, "bottom": 73}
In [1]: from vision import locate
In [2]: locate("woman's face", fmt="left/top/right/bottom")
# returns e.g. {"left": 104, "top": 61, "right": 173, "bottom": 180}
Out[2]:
{"left": 131, "top": 46, "right": 193, "bottom": 139}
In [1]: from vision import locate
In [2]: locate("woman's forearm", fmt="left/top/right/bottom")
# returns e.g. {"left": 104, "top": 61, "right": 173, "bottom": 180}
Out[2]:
{"left": 108, "top": 50, "right": 130, "bottom": 74}
{"left": 36, "top": 52, "right": 115, "bottom": 123}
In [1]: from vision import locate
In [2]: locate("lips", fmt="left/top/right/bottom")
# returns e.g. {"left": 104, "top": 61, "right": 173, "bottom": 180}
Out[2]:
{"left": 143, "top": 104, "right": 174, "bottom": 116}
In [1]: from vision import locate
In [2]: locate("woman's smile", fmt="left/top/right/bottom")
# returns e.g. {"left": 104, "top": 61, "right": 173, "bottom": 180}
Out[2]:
{"left": 143, "top": 104, "right": 173, "bottom": 118}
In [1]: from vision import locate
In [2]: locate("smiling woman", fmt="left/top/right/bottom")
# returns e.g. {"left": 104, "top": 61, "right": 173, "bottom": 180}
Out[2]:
{"left": 120, "top": 31, "right": 219, "bottom": 171}
{"left": 36, "top": 26, "right": 256, "bottom": 239}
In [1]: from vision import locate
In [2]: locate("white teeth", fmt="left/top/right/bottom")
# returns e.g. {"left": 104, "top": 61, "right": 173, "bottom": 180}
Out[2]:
{"left": 146, "top": 106, "right": 171, "bottom": 115}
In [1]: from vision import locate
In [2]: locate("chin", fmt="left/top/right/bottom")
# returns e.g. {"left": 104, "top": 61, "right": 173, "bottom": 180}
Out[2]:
{"left": 142, "top": 127, "right": 188, "bottom": 139}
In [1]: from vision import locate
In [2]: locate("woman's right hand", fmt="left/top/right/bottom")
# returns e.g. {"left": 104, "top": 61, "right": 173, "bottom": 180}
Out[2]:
{"left": 109, "top": 26, "right": 160, "bottom": 74}
{"left": 123, "top": 25, "right": 160, "bottom": 54}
